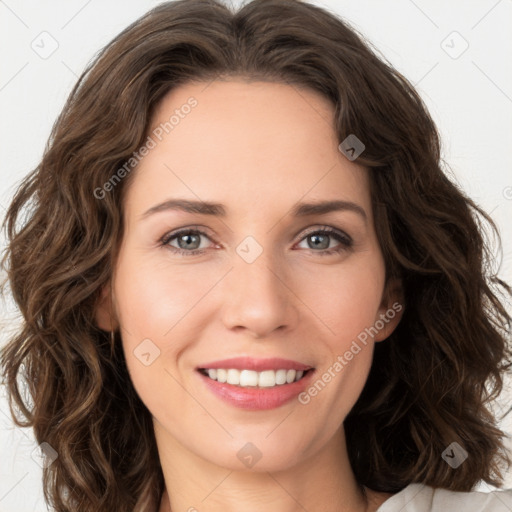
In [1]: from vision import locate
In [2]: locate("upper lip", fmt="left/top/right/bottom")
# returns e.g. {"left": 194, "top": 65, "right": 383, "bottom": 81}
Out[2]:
{"left": 197, "top": 357, "right": 314, "bottom": 372}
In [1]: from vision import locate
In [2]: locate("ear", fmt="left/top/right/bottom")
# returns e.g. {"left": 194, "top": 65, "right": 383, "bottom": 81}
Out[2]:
{"left": 94, "top": 281, "right": 118, "bottom": 332}
{"left": 373, "top": 277, "right": 404, "bottom": 342}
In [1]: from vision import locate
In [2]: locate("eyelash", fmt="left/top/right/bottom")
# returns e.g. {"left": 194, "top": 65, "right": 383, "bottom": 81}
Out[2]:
{"left": 159, "top": 226, "right": 353, "bottom": 257}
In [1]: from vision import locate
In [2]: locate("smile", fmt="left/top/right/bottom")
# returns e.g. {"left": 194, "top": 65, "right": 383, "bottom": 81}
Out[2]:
{"left": 196, "top": 366, "right": 316, "bottom": 410}
{"left": 198, "top": 368, "right": 311, "bottom": 388}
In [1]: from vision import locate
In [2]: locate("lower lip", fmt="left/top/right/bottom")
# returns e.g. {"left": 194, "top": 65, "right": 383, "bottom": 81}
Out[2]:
{"left": 197, "top": 369, "right": 316, "bottom": 410}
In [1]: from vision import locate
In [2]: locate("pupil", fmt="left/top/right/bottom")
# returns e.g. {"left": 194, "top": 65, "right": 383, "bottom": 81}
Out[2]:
{"left": 310, "top": 234, "right": 328, "bottom": 250}
{"left": 179, "top": 234, "right": 200, "bottom": 249}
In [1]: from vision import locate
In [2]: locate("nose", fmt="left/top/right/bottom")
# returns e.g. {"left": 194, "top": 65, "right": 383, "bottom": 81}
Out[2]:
{"left": 220, "top": 247, "right": 300, "bottom": 339}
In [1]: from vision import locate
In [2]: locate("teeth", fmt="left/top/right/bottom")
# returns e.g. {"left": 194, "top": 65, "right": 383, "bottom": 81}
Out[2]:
{"left": 275, "top": 369, "right": 287, "bottom": 385}
{"left": 202, "top": 368, "right": 306, "bottom": 387}
{"left": 240, "top": 369, "right": 258, "bottom": 387}
{"left": 216, "top": 369, "right": 227, "bottom": 383}
{"left": 227, "top": 369, "right": 240, "bottom": 385}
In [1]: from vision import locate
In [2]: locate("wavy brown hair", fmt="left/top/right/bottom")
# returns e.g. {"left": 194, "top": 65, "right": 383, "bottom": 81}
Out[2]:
{"left": 1, "top": 0, "right": 511, "bottom": 510}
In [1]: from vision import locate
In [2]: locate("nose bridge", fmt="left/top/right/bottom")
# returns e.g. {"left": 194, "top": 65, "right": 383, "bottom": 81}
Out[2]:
{"left": 220, "top": 234, "right": 298, "bottom": 336}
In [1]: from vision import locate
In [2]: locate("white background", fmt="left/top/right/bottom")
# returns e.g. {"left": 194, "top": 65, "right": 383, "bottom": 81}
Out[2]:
{"left": 1, "top": 0, "right": 511, "bottom": 510}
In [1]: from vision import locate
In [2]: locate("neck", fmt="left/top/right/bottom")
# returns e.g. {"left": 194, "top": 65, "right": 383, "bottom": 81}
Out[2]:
{"left": 156, "top": 423, "right": 370, "bottom": 512}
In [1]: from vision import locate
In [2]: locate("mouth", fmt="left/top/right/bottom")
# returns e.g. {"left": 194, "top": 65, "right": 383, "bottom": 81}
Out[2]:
{"left": 197, "top": 367, "right": 314, "bottom": 388}
{"left": 196, "top": 364, "right": 317, "bottom": 410}
{"left": 195, "top": 356, "right": 316, "bottom": 409}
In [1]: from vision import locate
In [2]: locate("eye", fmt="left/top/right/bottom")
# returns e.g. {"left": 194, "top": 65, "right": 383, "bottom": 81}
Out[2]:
{"left": 160, "top": 226, "right": 353, "bottom": 257}
{"left": 160, "top": 228, "right": 212, "bottom": 256}
{"left": 295, "top": 226, "right": 353, "bottom": 256}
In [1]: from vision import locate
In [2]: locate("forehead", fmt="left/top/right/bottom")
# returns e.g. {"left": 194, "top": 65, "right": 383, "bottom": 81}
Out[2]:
{"left": 124, "top": 79, "right": 370, "bottom": 219}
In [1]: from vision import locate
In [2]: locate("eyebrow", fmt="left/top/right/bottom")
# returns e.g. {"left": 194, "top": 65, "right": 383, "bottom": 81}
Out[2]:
{"left": 140, "top": 198, "right": 367, "bottom": 222}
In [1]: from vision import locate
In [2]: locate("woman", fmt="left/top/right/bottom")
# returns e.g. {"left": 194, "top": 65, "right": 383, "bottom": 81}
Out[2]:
{"left": 1, "top": 0, "right": 511, "bottom": 511}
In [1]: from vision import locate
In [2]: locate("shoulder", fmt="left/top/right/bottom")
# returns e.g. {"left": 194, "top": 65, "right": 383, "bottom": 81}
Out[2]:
{"left": 374, "top": 483, "right": 512, "bottom": 512}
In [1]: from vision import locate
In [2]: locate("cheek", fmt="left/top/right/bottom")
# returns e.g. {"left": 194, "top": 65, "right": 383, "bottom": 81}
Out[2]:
{"left": 112, "top": 252, "right": 210, "bottom": 408}
{"left": 292, "top": 256, "right": 384, "bottom": 416}
{"left": 112, "top": 251, "right": 228, "bottom": 404}
{"left": 293, "top": 255, "right": 385, "bottom": 344}
{"left": 113, "top": 252, "right": 215, "bottom": 344}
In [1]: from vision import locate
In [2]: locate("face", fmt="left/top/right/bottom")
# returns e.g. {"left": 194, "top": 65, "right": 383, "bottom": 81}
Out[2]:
{"left": 97, "top": 79, "right": 402, "bottom": 473}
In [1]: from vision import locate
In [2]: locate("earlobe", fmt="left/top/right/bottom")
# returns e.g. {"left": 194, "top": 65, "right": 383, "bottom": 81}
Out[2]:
{"left": 374, "top": 278, "right": 404, "bottom": 342}
{"left": 94, "top": 282, "right": 118, "bottom": 332}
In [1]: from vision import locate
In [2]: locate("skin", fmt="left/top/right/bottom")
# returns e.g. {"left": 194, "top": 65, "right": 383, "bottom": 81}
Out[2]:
{"left": 96, "top": 79, "right": 402, "bottom": 512}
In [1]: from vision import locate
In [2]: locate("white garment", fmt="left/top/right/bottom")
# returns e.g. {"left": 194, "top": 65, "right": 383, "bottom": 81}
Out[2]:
{"left": 376, "top": 482, "right": 512, "bottom": 512}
